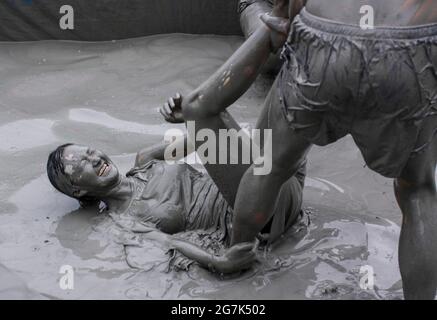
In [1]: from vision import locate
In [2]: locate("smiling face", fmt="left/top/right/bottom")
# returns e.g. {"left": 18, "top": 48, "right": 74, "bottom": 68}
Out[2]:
{"left": 59, "top": 145, "right": 120, "bottom": 198}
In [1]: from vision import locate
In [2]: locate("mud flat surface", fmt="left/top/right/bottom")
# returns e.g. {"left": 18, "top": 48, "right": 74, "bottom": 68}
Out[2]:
{"left": 1, "top": 34, "right": 432, "bottom": 299}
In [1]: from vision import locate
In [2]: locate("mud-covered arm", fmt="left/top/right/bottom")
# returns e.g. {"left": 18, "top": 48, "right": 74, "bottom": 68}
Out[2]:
{"left": 170, "top": 238, "right": 257, "bottom": 274}
{"left": 135, "top": 134, "right": 194, "bottom": 167}
{"left": 137, "top": 227, "right": 257, "bottom": 274}
{"left": 181, "top": 0, "right": 300, "bottom": 120}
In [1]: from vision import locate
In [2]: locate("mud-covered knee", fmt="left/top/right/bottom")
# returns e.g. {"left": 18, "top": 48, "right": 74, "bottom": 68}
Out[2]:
{"left": 394, "top": 177, "right": 437, "bottom": 209}
{"left": 395, "top": 175, "right": 436, "bottom": 195}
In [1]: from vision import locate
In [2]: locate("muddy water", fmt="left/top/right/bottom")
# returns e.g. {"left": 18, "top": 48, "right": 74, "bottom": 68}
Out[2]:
{"left": 0, "top": 34, "right": 433, "bottom": 299}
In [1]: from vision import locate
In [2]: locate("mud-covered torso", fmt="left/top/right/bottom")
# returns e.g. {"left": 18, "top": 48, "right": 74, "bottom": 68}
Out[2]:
{"left": 117, "top": 160, "right": 231, "bottom": 235}
{"left": 306, "top": 0, "right": 437, "bottom": 26}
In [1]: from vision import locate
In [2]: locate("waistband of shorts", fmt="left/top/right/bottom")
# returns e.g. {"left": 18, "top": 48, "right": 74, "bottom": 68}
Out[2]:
{"left": 298, "top": 8, "right": 437, "bottom": 40}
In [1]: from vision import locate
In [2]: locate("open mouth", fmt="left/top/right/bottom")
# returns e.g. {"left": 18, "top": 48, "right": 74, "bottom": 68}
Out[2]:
{"left": 98, "top": 162, "right": 111, "bottom": 177}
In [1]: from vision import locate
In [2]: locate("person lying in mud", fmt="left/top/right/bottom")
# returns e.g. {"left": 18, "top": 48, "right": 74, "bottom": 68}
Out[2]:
{"left": 46, "top": 108, "right": 306, "bottom": 275}
{"left": 161, "top": 0, "right": 437, "bottom": 299}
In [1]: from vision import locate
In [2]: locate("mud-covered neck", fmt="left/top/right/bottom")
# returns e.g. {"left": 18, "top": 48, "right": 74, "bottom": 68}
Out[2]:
{"left": 100, "top": 176, "right": 137, "bottom": 214}
{"left": 106, "top": 162, "right": 156, "bottom": 214}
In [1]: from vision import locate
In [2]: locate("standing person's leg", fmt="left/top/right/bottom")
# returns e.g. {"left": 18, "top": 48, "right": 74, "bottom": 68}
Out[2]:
{"left": 187, "top": 86, "right": 307, "bottom": 241}
{"left": 394, "top": 116, "right": 437, "bottom": 300}
{"left": 230, "top": 79, "right": 312, "bottom": 245}
{"left": 188, "top": 83, "right": 303, "bottom": 209}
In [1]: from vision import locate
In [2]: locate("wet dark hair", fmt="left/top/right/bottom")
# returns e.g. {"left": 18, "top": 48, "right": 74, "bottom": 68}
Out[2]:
{"left": 47, "top": 143, "right": 73, "bottom": 195}
{"left": 47, "top": 143, "right": 100, "bottom": 208}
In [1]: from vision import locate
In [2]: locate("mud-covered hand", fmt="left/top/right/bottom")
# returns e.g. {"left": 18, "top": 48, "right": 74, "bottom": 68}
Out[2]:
{"left": 263, "top": 0, "right": 307, "bottom": 52}
{"left": 272, "top": 0, "right": 306, "bottom": 19}
{"left": 260, "top": 13, "right": 290, "bottom": 52}
{"left": 160, "top": 93, "right": 184, "bottom": 123}
{"left": 212, "top": 242, "right": 258, "bottom": 274}
{"left": 271, "top": 0, "right": 290, "bottom": 18}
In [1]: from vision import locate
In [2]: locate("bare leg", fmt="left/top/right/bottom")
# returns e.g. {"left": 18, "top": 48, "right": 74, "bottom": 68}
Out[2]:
{"left": 230, "top": 78, "right": 312, "bottom": 245}
{"left": 394, "top": 115, "right": 437, "bottom": 300}
{"left": 190, "top": 97, "right": 304, "bottom": 209}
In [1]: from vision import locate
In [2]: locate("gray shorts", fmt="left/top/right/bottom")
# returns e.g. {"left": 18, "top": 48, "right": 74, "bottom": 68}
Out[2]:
{"left": 279, "top": 9, "right": 437, "bottom": 178}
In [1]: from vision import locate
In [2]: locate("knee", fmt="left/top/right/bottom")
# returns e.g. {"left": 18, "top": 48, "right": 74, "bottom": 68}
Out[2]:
{"left": 394, "top": 175, "right": 436, "bottom": 198}
{"left": 394, "top": 176, "right": 437, "bottom": 215}
{"left": 396, "top": 159, "right": 436, "bottom": 193}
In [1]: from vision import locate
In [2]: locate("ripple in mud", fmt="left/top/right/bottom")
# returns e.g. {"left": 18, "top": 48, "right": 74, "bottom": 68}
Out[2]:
{"left": 5, "top": 171, "right": 402, "bottom": 299}
{"left": 89, "top": 206, "right": 402, "bottom": 300}
{"left": 69, "top": 108, "right": 179, "bottom": 136}
{"left": 1, "top": 167, "right": 403, "bottom": 299}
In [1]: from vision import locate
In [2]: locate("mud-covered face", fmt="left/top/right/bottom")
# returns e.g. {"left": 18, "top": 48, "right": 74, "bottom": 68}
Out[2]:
{"left": 59, "top": 145, "right": 120, "bottom": 198}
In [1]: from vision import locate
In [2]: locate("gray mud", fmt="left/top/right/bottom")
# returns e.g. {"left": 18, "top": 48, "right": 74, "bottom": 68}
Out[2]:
{"left": 0, "top": 34, "right": 434, "bottom": 299}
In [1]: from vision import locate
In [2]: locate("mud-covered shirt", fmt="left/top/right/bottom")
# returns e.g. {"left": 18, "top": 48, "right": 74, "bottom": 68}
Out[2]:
{"left": 121, "top": 160, "right": 231, "bottom": 236}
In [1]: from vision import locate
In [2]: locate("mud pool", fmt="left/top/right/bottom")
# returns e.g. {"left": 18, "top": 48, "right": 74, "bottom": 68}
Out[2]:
{"left": 1, "top": 34, "right": 433, "bottom": 299}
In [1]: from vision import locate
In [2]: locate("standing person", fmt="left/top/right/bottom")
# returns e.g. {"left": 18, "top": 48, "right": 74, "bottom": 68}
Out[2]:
{"left": 162, "top": 0, "right": 437, "bottom": 299}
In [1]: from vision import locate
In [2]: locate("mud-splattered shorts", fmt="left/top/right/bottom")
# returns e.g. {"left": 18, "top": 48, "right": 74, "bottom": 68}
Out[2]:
{"left": 279, "top": 9, "right": 437, "bottom": 178}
